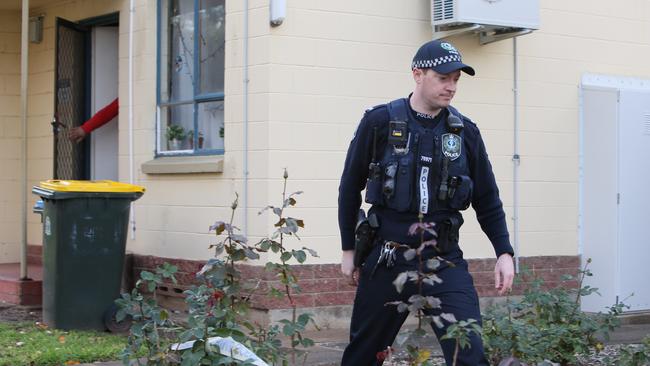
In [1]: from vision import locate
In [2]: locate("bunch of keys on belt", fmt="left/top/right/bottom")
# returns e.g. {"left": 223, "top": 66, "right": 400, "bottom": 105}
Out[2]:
{"left": 371, "top": 242, "right": 397, "bottom": 277}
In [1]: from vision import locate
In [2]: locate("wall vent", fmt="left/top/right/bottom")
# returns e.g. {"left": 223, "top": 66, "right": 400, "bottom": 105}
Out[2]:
{"left": 432, "top": 0, "right": 454, "bottom": 22}
{"left": 644, "top": 113, "right": 650, "bottom": 135}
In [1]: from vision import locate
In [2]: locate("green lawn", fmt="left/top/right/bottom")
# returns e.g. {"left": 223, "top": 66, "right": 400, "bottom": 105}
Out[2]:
{"left": 0, "top": 321, "right": 127, "bottom": 365}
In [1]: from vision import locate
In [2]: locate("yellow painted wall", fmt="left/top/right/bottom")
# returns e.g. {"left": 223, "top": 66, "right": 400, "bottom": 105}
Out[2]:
{"left": 7, "top": 0, "right": 650, "bottom": 265}
{"left": 0, "top": 10, "right": 21, "bottom": 263}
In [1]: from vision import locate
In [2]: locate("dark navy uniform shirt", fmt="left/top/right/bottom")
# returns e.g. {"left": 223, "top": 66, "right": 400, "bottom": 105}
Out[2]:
{"left": 338, "top": 99, "right": 514, "bottom": 258}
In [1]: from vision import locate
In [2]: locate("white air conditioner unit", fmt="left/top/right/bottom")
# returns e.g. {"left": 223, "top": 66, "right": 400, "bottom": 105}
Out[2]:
{"left": 431, "top": 0, "right": 540, "bottom": 44}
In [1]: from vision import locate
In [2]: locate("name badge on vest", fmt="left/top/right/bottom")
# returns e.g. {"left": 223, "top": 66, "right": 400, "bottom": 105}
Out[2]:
{"left": 442, "top": 133, "right": 462, "bottom": 161}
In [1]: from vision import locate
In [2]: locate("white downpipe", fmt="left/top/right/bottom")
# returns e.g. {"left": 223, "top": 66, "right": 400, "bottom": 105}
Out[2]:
{"left": 128, "top": 0, "right": 136, "bottom": 239}
{"left": 20, "top": 0, "right": 29, "bottom": 280}
{"left": 242, "top": 0, "right": 249, "bottom": 236}
{"left": 512, "top": 37, "right": 520, "bottom": 273}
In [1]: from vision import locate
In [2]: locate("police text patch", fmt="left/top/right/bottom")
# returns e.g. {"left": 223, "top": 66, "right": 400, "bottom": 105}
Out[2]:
{"left": 442, "top": 133, "right": 462, "bottom": 161}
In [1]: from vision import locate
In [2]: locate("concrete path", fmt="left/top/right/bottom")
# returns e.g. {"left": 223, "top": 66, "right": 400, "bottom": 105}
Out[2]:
{"left": 79, "top": 320, "right": 650, "bottom": 366}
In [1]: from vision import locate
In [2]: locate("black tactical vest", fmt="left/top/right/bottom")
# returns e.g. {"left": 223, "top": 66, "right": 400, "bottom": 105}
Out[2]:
{"left": 365, "top": 98, "right": 473, "bottom": 214}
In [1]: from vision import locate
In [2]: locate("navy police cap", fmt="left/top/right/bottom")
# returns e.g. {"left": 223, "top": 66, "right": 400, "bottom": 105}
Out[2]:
{"left": 411, "top": 39, "right": 475, "bottom": 76}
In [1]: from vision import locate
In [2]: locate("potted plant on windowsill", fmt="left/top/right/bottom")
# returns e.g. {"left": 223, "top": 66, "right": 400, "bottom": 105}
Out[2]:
{"left": 188, "top": 130, "right": 204, "bottom": 149}
{"left": 166, "top": 124, "right": 186, "bottom": 151}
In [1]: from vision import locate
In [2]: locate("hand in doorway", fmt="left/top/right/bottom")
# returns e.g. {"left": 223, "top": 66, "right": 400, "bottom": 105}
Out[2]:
{"left": 68, "top": 126, "right": 87, "bottom": 143}
{"left": 66, "top": 98, "right": 119, "bottom": 143}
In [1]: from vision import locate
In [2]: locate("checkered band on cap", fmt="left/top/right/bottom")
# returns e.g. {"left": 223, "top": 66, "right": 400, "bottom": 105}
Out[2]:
{"left": 411, "top": 54, "right": 462, "bottom": 70}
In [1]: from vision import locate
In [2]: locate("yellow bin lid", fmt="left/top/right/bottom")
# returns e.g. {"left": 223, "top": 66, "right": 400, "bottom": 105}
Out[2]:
{"left": 39, "top": 180, "right": 146, "bottom": 193}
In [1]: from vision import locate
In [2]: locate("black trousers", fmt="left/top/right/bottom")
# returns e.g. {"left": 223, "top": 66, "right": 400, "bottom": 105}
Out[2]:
{"left": 341, "top": 244, "right": 490, "bottom": 366}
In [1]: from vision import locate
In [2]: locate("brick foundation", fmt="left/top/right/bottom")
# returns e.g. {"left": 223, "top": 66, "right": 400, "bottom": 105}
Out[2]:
{"left": 24, "top": 245, "right": 581, "bottom": 310}
{"left": 131, "top": 254, "right": 581, "bottom": 311}
{"left": 27, "top": 245, "right": 42, "bottom": 265}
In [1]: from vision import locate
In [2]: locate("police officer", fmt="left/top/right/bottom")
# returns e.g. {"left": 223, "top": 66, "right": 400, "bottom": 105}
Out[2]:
{"left": 338, "top": 39, "right": 515, "bottom": 365}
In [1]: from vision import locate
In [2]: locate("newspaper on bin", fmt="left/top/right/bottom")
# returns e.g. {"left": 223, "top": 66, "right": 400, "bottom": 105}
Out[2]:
{"left": 171, "top": 336, "right": 268, "bottom": 366}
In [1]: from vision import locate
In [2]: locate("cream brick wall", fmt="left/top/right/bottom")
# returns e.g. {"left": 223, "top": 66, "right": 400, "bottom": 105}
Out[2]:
{"left": 0, "top": 11, "right": 21, "bottom": 263}
{"left": 264, "top": 0, "right": 650, "bottom": 262}
{"left": 10, "top": 0, "right": 650, "bottom": 265}
{"left": 453, "top": 0, "right": 650, "bottom": 258}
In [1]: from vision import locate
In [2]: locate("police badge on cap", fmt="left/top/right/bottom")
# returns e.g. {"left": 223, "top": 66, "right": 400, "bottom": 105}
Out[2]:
{"left": 411, "top": 39, "right": 475, "bottom": 76}
{"left": 442, "top": 133, "right": 462, "bottom": 160}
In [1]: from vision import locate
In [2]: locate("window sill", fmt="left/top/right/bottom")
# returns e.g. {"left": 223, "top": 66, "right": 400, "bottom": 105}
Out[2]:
{"left": 141, "top": 155, "right": 224, "bottom": 174}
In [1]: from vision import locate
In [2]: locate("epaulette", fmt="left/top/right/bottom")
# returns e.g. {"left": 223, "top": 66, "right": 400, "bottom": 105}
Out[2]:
{"left": 364, "top": 104, "right": 385, "bottom": 114}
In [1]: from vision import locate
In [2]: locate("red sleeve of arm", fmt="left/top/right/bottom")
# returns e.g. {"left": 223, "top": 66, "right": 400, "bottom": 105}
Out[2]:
{"left": 80, "top": 98, "right": 119, "bottom": 133}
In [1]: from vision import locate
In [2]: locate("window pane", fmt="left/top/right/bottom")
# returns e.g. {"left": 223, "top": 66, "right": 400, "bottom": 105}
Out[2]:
{"left": 159, "top": 0, "right": 170, "bottom": 101}
{"left": 199, "top": 0, "right": 225, "bottom": 94}
{"left": 197, "top": 101, "right": 224, "bottom": 151}
{"left": 161, "top": 0, "right": 195, "bottom": 103}
{"left": 160, "top": 103, "right": 194, "bottom": 152}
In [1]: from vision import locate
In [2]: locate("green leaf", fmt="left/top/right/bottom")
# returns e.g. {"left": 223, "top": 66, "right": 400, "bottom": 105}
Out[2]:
{"left": 269, "top": 287, "right": 284, "bottom": 298}
{"left": 140, "top": 271, "right": 155, "bottom": 281}
{"left": 231, "top": 249, "right": 246, "bottom": 261}
{"left": 280, "top": 251, "right": 292, "bottom": 262}
{"left": 297, "top": 313, "right": 311, "bottom": 326}
{"left": 282, "top": 323, "right": 295, "bottom": 336}
{"left": 293, "top": 250, "right": 307, "bottom": 263}
{"left": 259, "top": 239, "right": 272, "bottom": 251}
{"left": 159, "top": 263, "right": 178, "bottom": 281}
{"left": 115, "top": 309, "right": 127, "bottom": 322}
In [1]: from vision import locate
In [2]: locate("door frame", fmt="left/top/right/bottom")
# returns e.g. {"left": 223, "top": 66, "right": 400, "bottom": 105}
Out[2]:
{"left": 52, "top": 13, "right": 119, "bottom": 180}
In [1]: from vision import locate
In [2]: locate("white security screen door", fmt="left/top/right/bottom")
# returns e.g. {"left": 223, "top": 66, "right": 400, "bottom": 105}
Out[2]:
{"left": 581, "top": 87, "right": 619, "bottom": 312}
{"left": 617, "top": 90, "right": 650, "bottom": 311}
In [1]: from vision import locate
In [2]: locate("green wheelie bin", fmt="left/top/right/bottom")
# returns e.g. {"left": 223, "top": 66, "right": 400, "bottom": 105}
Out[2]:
{"left": 32, "top": 180, "right": 145, "bottom": 331}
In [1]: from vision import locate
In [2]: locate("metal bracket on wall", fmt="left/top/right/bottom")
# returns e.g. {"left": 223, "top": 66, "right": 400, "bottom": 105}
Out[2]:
{"left": 479, "top": 27, "right": 533, "bottom": 45}
{"left": 432, "top": 23, "right": 482, "bottom": 40}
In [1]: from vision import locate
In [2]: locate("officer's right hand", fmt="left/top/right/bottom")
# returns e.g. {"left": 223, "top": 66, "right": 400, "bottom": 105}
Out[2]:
{"left": 341, "top": 250, "right": 358, "bottom": 286}
{"left": 68, "top": 127, "right": 87, "bottom": 143}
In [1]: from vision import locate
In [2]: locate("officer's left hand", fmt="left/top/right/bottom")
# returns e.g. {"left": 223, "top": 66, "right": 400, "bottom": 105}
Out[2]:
{"left": 494, "top": 253, "right": 514, "bottom": 296}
